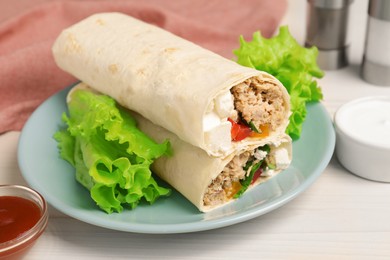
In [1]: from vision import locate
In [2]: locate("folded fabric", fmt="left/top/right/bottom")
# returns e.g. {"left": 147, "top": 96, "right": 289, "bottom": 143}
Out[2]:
{"left": 0, "top": 0, "right": 287, "bottom": 134}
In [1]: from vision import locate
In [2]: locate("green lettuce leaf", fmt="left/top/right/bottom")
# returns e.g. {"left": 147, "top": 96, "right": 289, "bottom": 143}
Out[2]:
{"left": 54, "top": 88, "right": 171, "bottom": 213}
{"left": 233, "top": 26, "right": 324, "bottom": 139}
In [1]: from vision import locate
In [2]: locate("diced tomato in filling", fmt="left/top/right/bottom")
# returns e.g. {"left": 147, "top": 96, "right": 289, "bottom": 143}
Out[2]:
{"left": 228, "top": 118, "right": 251, "bottom": 141}
{"left": 251, "top": 168, "right": 263, "bottom": 184}
{"left": 228, "top": 118, "right": 269, "bottom": 141}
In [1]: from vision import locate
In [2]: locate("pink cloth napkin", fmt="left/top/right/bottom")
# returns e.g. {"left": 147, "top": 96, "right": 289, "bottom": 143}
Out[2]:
{"left": 0, "top": 0, "right": 287, "bottom": 134}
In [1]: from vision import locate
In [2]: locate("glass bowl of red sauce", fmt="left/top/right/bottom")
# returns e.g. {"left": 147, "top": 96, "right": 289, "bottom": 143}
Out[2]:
{"left": 0, "top": 185, "right": 48, "bottom": 259}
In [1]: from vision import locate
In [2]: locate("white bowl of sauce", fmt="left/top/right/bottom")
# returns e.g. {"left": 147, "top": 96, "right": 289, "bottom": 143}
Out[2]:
{"left": 334, "top": 96, "right": 390, "bottom": 182}
{"left": 0, "top": 185, "right": 48, "bottom": 259}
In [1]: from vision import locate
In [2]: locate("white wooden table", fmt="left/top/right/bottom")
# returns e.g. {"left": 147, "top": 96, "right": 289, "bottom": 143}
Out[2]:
{"left": 2, "top": 0, "right": 390, "bottom": 259}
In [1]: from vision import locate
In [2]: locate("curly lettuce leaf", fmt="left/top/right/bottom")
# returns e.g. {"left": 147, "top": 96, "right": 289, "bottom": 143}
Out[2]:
{"left": 54, "top": 88, "right": 171, "bottom": 213}
{"left": 233, "top": 26, "right": 324, "bottom": 140}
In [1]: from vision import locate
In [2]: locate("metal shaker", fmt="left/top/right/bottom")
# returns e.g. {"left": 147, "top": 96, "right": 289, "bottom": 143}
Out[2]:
{"left": 305, "top": 0, "right": 353, "bottom": 70}
{"left": 361, "top": 0, "right": 390, "bottom": 86}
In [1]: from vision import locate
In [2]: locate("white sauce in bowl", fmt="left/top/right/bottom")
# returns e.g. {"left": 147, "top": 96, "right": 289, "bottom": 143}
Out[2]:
{"left": 335, "top": 96, "right": 390, "bottom": 149}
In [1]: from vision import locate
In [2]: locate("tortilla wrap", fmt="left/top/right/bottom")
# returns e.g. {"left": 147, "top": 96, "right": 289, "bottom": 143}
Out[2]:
{"left": 69, "top": 83, "right": 292, "bottom": 212}
{"left": 148, "top": 128, "right": 292, "bottom": 212}
{"left": 131, "top": 99, "right": 292, "bottom": 212}
{"left": 53, "top": 12, "right": 290, "bottom": 157}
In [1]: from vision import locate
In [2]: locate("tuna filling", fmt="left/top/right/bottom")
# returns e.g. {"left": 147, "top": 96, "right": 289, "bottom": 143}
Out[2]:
{"left": 230, "top": 77, "right": 285, "bottom": 132}
{"left": 203, "top": 145, "right": 274, "bottom": 207}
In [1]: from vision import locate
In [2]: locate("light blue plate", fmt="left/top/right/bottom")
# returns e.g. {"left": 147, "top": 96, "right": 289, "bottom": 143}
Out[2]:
{"left": 18, "top": 87, "right": 335, "bottom": 234}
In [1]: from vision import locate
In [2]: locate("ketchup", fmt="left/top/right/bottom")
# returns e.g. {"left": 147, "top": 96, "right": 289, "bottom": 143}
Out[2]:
{"left": 0, "top": 196, "right": 41, "bottom": 243}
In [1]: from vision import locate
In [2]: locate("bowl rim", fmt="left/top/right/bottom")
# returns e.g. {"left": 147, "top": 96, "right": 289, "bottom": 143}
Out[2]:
{"left": 0, "top": 184, "right": 49, "bottom": 253}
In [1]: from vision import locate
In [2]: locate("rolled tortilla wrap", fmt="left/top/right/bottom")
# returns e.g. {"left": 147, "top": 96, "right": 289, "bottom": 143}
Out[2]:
{"left": 53, "top": 12, "right": 290, "bottom": 157}
{"left": 141, "top": 117, "right": 292, "bottom": 212}
{"left": 132, "top": 102, "right": 292, "bottom": 212}
{"left": 69, "top": 83, "right": 292, "bottom": 212}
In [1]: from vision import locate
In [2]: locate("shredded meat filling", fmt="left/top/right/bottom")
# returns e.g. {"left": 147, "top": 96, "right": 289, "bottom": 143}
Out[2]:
{"left": 230, "top": 77, "right": 285, "bottom": 132}
{"left": 203, "top": 148, "right": 267, "bottom": 207}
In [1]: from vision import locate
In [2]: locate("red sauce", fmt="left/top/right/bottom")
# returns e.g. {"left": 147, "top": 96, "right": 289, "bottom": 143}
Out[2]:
{"left": 0, "top": 196, "right": 41, "bottom": 243}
